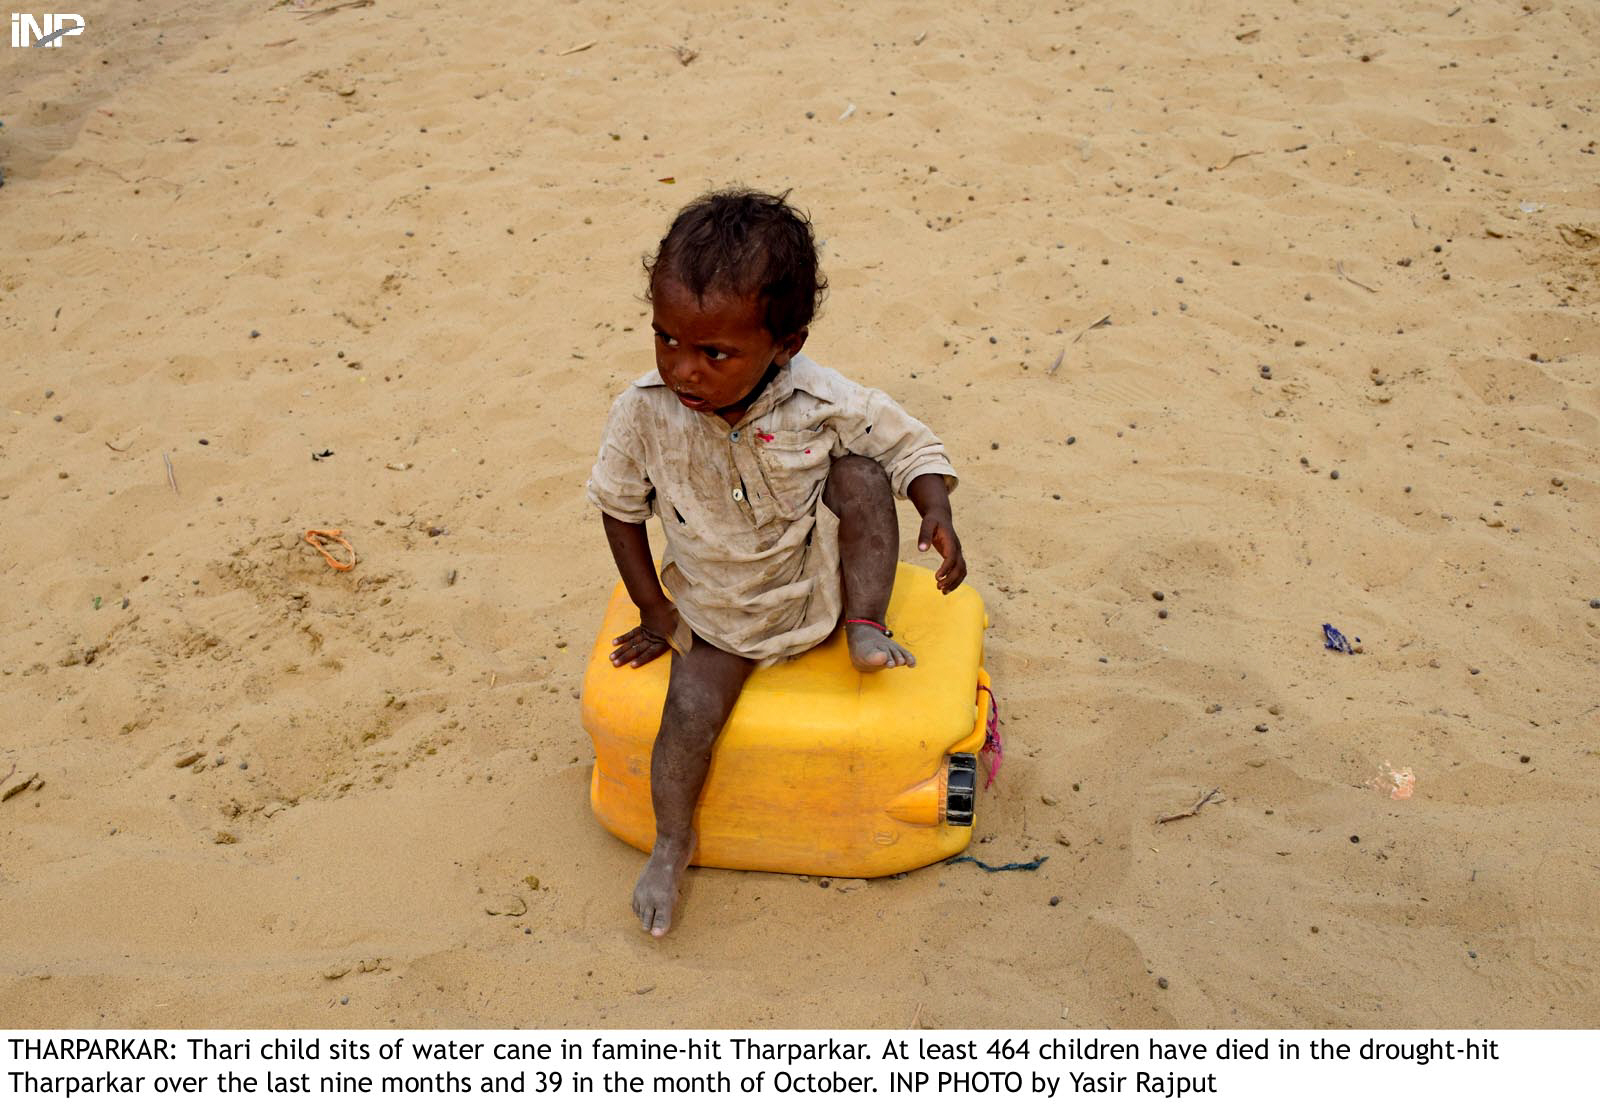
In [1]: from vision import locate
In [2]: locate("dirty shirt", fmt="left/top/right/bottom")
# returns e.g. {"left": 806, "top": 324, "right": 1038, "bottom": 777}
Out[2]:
{"left": 586, "top": 353, "right": 958, "bottom": 664}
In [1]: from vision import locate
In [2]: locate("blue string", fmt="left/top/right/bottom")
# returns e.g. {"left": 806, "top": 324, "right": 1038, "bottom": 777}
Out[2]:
{"left": 944, "top": 854, "right": 1048, "bottom": 872}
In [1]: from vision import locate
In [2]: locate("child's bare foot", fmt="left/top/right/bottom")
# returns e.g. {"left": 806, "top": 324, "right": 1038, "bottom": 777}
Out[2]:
{"left": 632, "top": 834, "right": 694, "bottom": 937}
{"left": 846, "top": 621, "right": 916, "bottom": 671}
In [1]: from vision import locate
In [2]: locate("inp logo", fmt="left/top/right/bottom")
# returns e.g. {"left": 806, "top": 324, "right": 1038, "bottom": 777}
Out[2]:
{"left": 10, "top": 12, "right": 85, "bottom": 47}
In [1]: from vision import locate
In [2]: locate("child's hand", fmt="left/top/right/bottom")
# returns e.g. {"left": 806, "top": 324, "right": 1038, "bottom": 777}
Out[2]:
{"left": 610, "top": 600, "right": 679, "bottom": 668}
{"left": 917, "top": 510, "right": 967, "bottom": 594}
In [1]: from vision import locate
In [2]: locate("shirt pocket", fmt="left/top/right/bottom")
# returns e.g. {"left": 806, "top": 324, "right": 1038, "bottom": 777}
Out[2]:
{"left": 753, "top": 427, "right": 834, "bottom": 516}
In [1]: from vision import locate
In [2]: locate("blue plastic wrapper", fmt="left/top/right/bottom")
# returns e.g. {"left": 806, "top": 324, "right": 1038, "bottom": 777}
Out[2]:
{"left": 1322, "top": 623, "right": 1357, "bottom": 654}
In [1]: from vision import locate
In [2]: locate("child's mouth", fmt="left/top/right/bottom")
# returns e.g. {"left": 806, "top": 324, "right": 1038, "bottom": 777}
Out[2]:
{"left": 676, "top": 392, "right": 710, "bottom": 410}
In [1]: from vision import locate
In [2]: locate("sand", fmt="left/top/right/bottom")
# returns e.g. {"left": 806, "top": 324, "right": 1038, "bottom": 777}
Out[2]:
{"left": 2, "top": 0, "right": 1597, "bottom": 1029}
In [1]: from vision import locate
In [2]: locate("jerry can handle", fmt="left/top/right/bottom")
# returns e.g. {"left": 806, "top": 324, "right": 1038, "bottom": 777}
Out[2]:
{"left": 945, "top": 753, "right": 977, "bottom": 826}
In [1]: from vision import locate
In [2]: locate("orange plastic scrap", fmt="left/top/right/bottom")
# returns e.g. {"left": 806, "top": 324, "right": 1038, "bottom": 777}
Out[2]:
{"left": 1369, "top": 761, "right": 1415, "bottom": 800}
{"left": 303, "top": 528, "right": 356, "bottom": 571}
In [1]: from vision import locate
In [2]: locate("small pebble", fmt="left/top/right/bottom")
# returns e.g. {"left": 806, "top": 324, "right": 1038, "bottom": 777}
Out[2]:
{"left": 990, "top": 441, "right": 999, "bottom": 450}
{"left": 1589, "top": 599, "right": 1600, "bottom": 609}
{"left": 818, "top": 879, "right": 830, "bottom": 889}
{"left": 1404, "top": 485, "right": 1413, "bottom": 493}
{"left": 249, "top": 329, "right": 260, "bottom": 339}
{"left": 1254, "top": 723, "right": 1268, "bottom": 733}
{"left": 340, "top": 996, "right": 349, "bottom": 1005}
{"left": 1349, "top": 834, "right": 1360, "bottom": 843}
{"left": 54, "top": 414, "right": 63, "bottom": 423}
{"left": 1468, "top": 950, "right": 1477, "bottom": 959}
{"left": 1310, "top": 925, "right": 1319, "bottom": 934}
{"left": 1065, "top": 435, "right": 1076, "bottom": 445}
{"left": 1049, "top": 896, "right": 1061, "bottom": 907}
{"left": 1550, "top": 477, "right": 1563, "bottom": 488}
{"left": 1157, "top": 609, "right": 1168, "bottom": 619}
{"left": 198, "top": 438, "right": 209, "bottom": 445}
{"left": 238, "top": 760, "right": 249, "bottom": 770}
{"left": 1329, "top": 470, "right": 1340, "bottom": 480}
{"left": 1156, "top": 977, "right": 1169, "bottom": 990}
{"left": 45, "top": 389, "right": 55, "bottom": 398}
{"left": 1469, "top": 668, "right": 1480, "bottom": 676}
{"left": 988, "top": 336, "right": 998, "bottom": 345}
{"left": 1259, "top": 365, "right": 1272, "bottom": 380}
{"left": 1519, "top": 755, "right": 1530, "bottom": 764}
{"left": 1152, "top": 590, "right": 1164, "bottom": 601}
{"left": 1040, "top": 793, "right": 1060, "bottom": 807}
{"left": 1098, "top": 656, "right": 1108, "bottom": 664}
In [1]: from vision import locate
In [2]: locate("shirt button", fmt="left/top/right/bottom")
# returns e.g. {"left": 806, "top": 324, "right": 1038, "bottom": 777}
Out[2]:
{"left": 732, "top": 488, "right": 745, "bottom": 502}
{"left": 729, "top": 430, "right": 741, "bottom": 442}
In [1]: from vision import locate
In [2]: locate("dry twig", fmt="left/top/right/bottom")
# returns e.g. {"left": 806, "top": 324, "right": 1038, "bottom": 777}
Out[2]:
{"left": 1073, "top": 314, "right": 1111, "bottom": 343}
{"left": 1155, "top": 787, "right": 1222, "bottom": 825}
{"left": 294, "top": 0, "right": 373, "bottom": 19}
{"left": 1336, "top": 261, "right": 1378, "bottom": 293}
{"left": 1210, "top": 150, "right": 1263, "bottom": 171}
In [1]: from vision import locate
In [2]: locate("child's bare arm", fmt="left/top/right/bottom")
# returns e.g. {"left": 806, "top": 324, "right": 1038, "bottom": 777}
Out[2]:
{"left": 601, "top": 513, "right": 679, "bottom": 667}
{"left": 908, "top": 473, "right": 966, "bottom": 594}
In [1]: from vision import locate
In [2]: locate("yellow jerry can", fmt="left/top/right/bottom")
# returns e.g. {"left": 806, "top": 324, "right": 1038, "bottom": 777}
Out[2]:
{"left": 583, "top": 563, "right": 991, "bottom": 878}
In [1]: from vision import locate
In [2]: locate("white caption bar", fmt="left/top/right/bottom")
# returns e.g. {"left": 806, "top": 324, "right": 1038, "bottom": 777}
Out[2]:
{"left": 2, "top": 1029, "right": 1585, "bottom": 1107}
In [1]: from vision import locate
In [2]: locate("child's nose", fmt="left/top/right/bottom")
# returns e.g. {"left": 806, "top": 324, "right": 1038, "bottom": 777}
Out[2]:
{"left": 662, "top": 350, "right": 700, "bottom": 386}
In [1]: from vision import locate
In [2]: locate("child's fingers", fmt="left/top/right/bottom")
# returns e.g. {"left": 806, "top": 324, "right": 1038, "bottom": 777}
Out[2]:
{"left": 610, "top": 626, "right": 649, "bottom": 661}
{"left": 630, "top": 640, "right": 666, "bottom": 667}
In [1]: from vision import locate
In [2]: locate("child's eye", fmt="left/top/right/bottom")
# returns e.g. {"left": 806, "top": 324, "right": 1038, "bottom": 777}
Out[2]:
{"left": 654, "top": 330, "right": 678, "bottom": 347}
{"left": 703, "top": 348, "right": 729, "bottom": 362}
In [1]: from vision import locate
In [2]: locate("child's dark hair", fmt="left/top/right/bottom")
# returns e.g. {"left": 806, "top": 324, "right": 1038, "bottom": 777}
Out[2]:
{"left": 645, "top": 188, "right": 827, "bottom": 339}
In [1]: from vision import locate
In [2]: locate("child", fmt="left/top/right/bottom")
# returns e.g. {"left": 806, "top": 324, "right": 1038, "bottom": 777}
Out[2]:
{"left": 586, "top": 189, "right": 966, "bottom": 936}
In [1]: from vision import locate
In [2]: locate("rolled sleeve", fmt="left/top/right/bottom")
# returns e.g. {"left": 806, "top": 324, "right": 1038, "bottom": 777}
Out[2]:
{"left": 836, "top": 386, "right": 959, "bottom": 499}
{"left": 586, "top": 394, "right": 654, "bottom": 523}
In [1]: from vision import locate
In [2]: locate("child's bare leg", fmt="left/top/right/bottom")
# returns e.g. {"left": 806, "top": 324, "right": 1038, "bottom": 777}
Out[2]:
{"left": 633, "top": 632, "right": 755, "bottom": 936}
{"left": 824, "top": 454, "right": 917, "bottom": 671}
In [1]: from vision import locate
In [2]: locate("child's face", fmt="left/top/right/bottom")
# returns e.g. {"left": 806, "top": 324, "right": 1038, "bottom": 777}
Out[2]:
{"left": 650, "top": 276, "right": 807, "bottom": 418}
